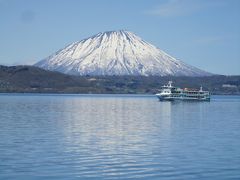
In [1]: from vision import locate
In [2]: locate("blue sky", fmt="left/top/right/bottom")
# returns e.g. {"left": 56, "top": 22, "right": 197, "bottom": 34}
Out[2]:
{"left": 0, "top": 0, "right": 239, "bottom": 75}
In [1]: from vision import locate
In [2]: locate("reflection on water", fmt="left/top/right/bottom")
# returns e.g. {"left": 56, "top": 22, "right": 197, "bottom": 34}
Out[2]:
{"left": 0, "top": 94, "right": 240, "bottom": 179}
{"left": 60, "top": 97, "right": 173, "bottom": 179}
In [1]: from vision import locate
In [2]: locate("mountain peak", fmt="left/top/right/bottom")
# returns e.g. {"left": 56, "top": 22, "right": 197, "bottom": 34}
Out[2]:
{"left": 82, "top": 30, "right": 143, "bottom": 44}
{"left": 35, "top": 31, "right": 211, "bottom": 76}
{"left": 100, "top": 30, "right": 133, "bottom": 35}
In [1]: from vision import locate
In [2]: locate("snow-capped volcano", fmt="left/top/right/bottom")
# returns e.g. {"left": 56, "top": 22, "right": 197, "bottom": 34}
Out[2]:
{"left": 35, "top": 30, "right": 211, "bottom": 76}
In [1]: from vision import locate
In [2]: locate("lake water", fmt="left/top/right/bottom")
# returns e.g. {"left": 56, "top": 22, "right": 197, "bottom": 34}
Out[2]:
{"left": 0, "top": 94, "right": 240, "bottom": 180}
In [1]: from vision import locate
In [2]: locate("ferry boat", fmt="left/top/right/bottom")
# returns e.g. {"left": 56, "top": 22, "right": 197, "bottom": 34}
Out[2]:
{"left": 156, "top": 81, "right": 210, "bottom": 101}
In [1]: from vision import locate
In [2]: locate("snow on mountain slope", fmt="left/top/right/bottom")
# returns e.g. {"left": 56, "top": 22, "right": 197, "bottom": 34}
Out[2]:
{"left": 35, "top": 30, "right": 211, "bottom": 76}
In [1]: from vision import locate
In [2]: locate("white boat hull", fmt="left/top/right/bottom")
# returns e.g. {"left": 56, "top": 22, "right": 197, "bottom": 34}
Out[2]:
{"left": 156, "top": 94, "right": 210, "bottom": 101}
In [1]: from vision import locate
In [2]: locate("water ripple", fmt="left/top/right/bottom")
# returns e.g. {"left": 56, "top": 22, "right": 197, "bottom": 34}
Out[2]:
{"left": 0, "top": 94, "right": 240, "bottom": 179}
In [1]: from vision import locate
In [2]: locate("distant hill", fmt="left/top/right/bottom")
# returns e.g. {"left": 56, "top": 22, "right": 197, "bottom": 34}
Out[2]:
{"left": 0, "top": 65, "right": 99, "bottom": 93}
{"left": 0, "top": 65, "right": 239, "bottom": 94}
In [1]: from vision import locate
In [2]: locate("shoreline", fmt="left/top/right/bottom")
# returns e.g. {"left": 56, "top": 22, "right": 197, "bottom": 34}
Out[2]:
{"left": 1, "top": 92, "right": 240, "bottom": 96}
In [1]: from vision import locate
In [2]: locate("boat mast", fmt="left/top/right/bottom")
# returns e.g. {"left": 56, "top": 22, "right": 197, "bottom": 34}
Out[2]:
{"left": 168, "top": 81, "right": 173, "bottom": 87}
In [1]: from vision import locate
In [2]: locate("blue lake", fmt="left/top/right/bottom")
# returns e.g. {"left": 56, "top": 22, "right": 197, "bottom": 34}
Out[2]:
{"left": 0, "top": 94, "right": 240, "bottom": 179}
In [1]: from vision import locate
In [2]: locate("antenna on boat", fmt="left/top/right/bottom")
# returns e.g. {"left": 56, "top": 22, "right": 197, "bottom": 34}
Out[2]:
{"left": 168, "top": 81, "right": 172, "bottom": 87}
{"left": 200, "top": 86, "right": 203, "bottom": 91}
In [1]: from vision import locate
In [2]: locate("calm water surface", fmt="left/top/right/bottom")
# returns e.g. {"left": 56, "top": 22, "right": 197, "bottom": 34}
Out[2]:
{"left": 0, "top": 94, "right": 240, "bottom": 180}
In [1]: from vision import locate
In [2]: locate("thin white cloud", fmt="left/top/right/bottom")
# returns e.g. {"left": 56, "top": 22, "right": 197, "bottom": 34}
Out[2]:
{"left": 146, "top": 0, "right": 225, "bottom": 17}
{"left": 1, "top": 59, "right": 36, "bottom": 66}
